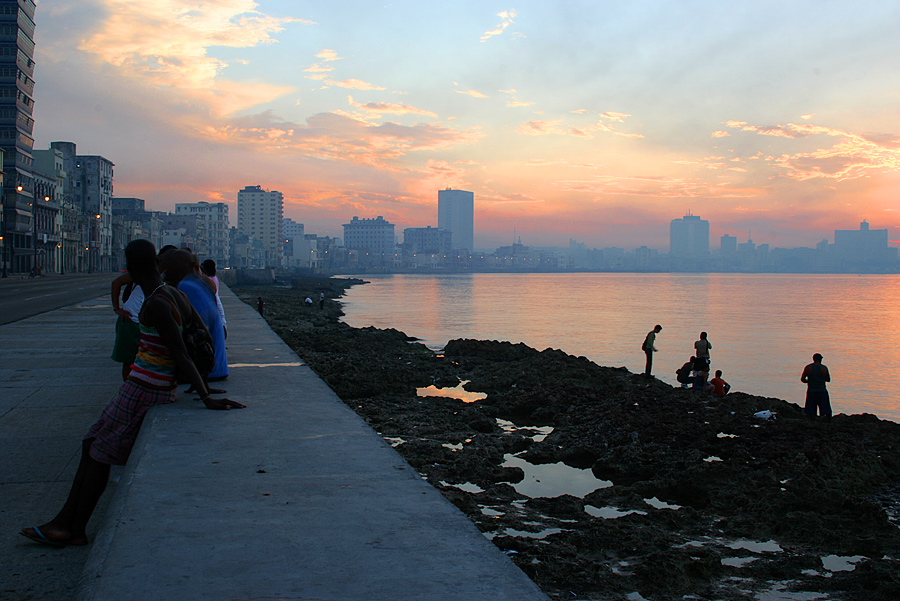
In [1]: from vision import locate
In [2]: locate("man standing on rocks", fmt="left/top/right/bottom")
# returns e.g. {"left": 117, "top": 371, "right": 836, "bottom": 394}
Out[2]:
{"left": 642, "top": 325, "right": 662, "bottom": 377}
{"left": 801, "top": 353, "right": 832, "bottom": 422}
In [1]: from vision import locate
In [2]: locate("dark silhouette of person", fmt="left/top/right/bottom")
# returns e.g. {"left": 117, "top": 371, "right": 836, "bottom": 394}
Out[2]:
{"left": 694, "top": 331, "right": 712, "bottom": 372}
{"left": 257, "top": 297, "right": 265, "bottom": 316}
{"left": 676, "top": 357, "right": 695, "bottom": 388}
{"left": 642, "top": 325, "right": 662, "bottom": 377}
{"left": 801, "top": 353, "right": 832, "bottom": 421}
{"left": 20, "top": 240, "right": 244, "bottom": 548}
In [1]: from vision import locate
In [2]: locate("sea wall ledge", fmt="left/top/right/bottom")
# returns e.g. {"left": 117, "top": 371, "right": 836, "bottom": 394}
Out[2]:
{"left": 74, "top": 286, "right": 548, "bottom": 601}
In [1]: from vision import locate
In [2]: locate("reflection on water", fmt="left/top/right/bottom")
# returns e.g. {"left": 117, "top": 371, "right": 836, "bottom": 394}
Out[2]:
{"left": 416, "top": 381, "right": 487, "bottom": 403}
{"left": 585, "top": 505, "right": 647, "bottom": 519}
{"left": 342, "top": 273, "right": 900, "bottom": 420}
{"left": 503, "top": 453, "right": 612, "bottom": 498}
{"left": 821, "top": 555, "right": 865, "bottom": 572}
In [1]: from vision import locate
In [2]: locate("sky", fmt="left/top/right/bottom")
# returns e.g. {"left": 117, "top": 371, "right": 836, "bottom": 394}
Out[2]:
{"left": 31, "top": 1, "right": 900, "bottom": 251}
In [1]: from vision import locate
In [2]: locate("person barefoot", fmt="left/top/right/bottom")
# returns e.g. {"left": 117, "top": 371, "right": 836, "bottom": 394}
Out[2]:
{"left": 20, "top": 240, "right": 244, "bottom": 548}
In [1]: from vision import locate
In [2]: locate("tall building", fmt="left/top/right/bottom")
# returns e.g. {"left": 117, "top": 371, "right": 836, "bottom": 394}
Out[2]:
{"left": 0, "top": 0, "right": 37, "bottom": 274}
{"left": 75, "top": 154, "right": 115, "bottom": 271}
{"left": 670, "top": 213, "right": 710, "bottom": 257}
{"left": 343, "top": 216, "right": 395, "bottom": 266}
{"left": 175, "top": 201, "right": 229, "bottom": 266}
{"left": 283, "top": 217, "right": 304, "bottom": 241}
{"left": 834, "top": 221, "right": 896, "bottom": 269}
{"left": 438, "top": 188, "right": 474, "bottom": 252}
{"left": 237, "top": 185, "right": 283, "bottom": 267}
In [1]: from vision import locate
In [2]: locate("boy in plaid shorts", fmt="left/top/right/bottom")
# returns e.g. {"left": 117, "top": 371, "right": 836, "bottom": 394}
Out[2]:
{"left": 21, "top": 240, "right": 244, "bottom": 547}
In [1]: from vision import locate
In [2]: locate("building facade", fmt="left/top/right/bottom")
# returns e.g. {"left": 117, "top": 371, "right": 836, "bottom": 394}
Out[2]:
{"left": 0, "top": 0, "right": 37, "bottom": 275}
{"left": 175, "top": 201, "right": 229, "bottom": 265}
{"left": 437, "top": 188, "right": 474, "bottom": 252}
{"left": 670, "top": 213, "right": 710, "bottom": 257}
{"left": 74, "top": 155, "right": 115, "bottom": 271}
{"left": 237, "top": 185, "right": 283, "bottom": 268}
{"left": 343, "top": 215, "right": 395, "bottom": 267}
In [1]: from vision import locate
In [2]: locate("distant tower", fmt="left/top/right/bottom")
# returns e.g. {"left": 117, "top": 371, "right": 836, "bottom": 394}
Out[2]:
{"left": 438, "top": 188, "right": 474, "bottom": 252}
{"left": 670, "top": 213, "right": 710, "bottom": 257}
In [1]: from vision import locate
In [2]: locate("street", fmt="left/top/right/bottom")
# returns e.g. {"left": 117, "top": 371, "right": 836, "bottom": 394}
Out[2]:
{"left": 0, "top": 273, "right": 114, "bottom": 325}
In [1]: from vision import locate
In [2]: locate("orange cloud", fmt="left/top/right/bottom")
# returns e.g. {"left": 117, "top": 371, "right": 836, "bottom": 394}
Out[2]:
{"left": 507, "top": 100, "right": 535, "bottom": 108}
{"left": 79, "top": 0, "right": 308, "bottom": 115}
{"left": 456, "top": 89, "right": 489, "bottom": 98}
{"left": 316, "top": 48, "right": 343, "bottom": 61}
{"left": 558, "top": 175, "right": 763, "bottom": 199}
{"left": 724, "top": 120, "right": 900, "bottom": 181}
{"left": 481, "top": 10, "right": 517, "bottom": 41}
{"left": 517, "top": 115, "right": 643, "bottom": 139}
{"left": 197, "top": 111, "right": 482, "bottom": 168}
{"left": 347, "top": 95, "right": 438, "bottom": 119}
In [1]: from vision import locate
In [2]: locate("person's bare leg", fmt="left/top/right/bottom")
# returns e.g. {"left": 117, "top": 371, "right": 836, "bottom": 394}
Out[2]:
{"left": 22, "top": 439, "right": 110, "bottom": 545}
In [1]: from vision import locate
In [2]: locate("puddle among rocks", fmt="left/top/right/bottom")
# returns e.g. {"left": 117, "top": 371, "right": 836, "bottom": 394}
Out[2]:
{"left": 496, "top": 418, "right": 554, "bottom": 442}
{"left": 728, "top": 539, "right": 783, "bottom": 553}
{"left": 820, "top": 554, "right": 865, "bottom": 572}
{"left": 644, "top": 497, "right": 682, "bottom": 510}
{"left": 585, "top": 505, "right": 647, "bottom": 519}
{"left": 503, "top": 453, "right": 611, "bottom": 498}
{"left": 416, "top": 381, "right": 487, "bottom": 403}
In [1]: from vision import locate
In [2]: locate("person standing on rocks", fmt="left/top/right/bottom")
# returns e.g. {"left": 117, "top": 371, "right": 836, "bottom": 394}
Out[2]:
{"left": 642, "top": 325, "right": 662, "bottom": 377}
{"left": 801, "top": 353, "right": 832, "bottom": 422}
{"left": 693, "top": 331, "right": 712, "bottom": 372}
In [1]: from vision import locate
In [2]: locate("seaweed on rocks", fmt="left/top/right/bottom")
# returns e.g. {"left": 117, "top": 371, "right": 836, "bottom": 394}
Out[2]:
{"left": 236, "top": 280, "right": 900, "bottom": 601}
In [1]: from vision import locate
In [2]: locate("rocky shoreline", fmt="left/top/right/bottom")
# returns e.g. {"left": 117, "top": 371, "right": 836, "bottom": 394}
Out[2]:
{"left": 235, "top": 279, "right": 900, "bottom": 601}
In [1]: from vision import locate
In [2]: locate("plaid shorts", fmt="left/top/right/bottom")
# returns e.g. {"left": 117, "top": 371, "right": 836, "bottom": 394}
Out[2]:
{"left": 84, "top": 379, "right": 176, "bottom": 465}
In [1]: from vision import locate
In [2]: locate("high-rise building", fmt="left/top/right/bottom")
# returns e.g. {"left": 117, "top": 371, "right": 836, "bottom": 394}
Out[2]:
{"left": 175, "top": 201, "right": 230, "bottom": 266}
{"left": 438, "top": 188, "right": 474, "bottom": 252}
{"left": 834, "top": 221, "right": 895, "bottom": 268}
{"left": 75, "top": 154, "right": 115, "bottom": 271}
{"left": 670, "top": 213, "right": 710, "bottom": 257}
{"left": 0, "top": 0, "right": 37, "bottom": 274}
{"left": 237, "top": 185, "right": 283, "bottom": 267}
{"left": 283, "top": 217, "right": 304, "bottom": 241}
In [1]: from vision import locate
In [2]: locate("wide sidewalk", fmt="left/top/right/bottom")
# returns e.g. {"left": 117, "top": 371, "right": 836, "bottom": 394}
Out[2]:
{"left": 69, "top": 286, "right": 548, "bottom": 600}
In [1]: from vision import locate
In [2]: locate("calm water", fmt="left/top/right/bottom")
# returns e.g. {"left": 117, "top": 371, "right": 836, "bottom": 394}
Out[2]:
{"left": 340, "top": 273, "right": 900, "bottom": 422}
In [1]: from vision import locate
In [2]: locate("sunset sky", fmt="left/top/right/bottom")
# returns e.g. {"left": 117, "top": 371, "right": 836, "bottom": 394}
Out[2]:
{"left": 31, "top": 1, "right": 900, "bottom": 251}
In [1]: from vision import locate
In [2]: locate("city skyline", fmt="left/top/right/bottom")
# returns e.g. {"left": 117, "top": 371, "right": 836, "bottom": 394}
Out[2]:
{"left": 30, "top": 1, "right": 900, "bottom": 251}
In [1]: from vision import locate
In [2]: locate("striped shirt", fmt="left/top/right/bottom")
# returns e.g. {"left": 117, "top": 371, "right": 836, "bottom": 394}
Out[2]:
{"left": 127, "top": 294, "right": 182, "bottom": 390}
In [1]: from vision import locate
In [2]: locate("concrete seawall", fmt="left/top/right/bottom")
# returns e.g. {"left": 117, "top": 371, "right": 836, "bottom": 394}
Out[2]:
{"left": 73, "top": 286, "right": 548, "bottom": 600}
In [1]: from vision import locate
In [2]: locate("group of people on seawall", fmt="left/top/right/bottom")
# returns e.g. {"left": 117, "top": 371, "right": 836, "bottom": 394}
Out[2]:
{"left": 642, "top": 325, "right": 833, "bottom": 421}
{"left": 20, "top": 240, "right": 245, "bottom": 548}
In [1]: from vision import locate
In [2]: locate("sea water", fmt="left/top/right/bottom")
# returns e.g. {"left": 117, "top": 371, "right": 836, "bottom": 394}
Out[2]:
{"left": 340, "top": 273, "right": 900, "bottom": 422}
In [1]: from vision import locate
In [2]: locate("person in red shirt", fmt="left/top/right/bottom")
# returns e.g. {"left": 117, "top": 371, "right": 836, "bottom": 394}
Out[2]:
{"left": 710, "top": 369, "right": 731, "bottom": 397}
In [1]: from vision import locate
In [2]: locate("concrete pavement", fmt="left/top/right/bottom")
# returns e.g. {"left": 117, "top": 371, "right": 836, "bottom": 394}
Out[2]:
{"left": 4, "top": 285, "right": 548, "bottom": 600}
{"left": 1, "top": 292, "right": 122, "bottom": 601}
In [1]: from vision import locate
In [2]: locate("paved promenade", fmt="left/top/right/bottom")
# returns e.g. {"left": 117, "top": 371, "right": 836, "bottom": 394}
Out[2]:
{"left": 4, "top": 286, "right": 548, "bottom": 601}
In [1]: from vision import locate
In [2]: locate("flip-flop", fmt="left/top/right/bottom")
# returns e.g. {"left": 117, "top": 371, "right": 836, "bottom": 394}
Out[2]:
{"left": 20, "top": 526, "right": 66, "bottom": 548}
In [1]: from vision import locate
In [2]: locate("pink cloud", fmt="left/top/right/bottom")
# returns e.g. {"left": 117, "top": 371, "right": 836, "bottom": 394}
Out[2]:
{"left": 347, "top": 96, "right": 438, "bottom": 119}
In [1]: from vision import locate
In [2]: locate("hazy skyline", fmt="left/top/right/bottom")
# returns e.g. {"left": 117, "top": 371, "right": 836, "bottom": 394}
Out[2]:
{"left": 31, "top": 1, "right": 900, "bottom": 250}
